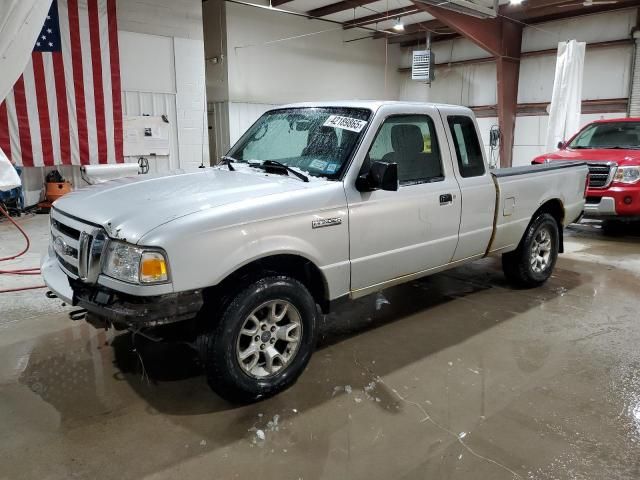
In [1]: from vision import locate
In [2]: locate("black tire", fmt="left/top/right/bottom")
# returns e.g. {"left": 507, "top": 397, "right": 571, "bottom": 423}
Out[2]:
{"left": 502, "top": 213, "right": 559, "bottom": 288}
{"left": 602, "top": 220, "right": 625, "bottom": 236}
{"left": 198, "top": 276, "right": 318, "bottom": 403}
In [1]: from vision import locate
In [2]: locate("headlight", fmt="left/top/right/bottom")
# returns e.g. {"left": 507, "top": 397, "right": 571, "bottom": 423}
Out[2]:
{"left": 103, "top": 241, "right": 169, "bottom": 284}
{"left": 614, "top": 166, "right": 640, "bottom": 184}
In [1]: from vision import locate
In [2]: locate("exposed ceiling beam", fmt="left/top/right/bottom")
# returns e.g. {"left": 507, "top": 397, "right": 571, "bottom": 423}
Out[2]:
{"left": 372, "top": 19, "right": 453, "bottom": 39}
{"left": 308, "top": 0, "right": 381, "bottom": 18}
{"left": 225, "top": 0, "right": 398, "bottom": 35}
{"left": 399, "top": 32, "right": 458, "bottom": 47}
{"left": 271, "top": 0, "right": 294, "bottom": 6}
{"left": 408, "top": 0, "right": 640, "bottom": 25}
{"left": 343, "top": 6, "right": 420, "bottom": 29}
{"left": 514, "top": 0, "right": 640, "bottom": 24}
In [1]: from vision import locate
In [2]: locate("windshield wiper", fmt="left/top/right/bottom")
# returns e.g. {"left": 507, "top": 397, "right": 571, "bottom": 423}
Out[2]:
{"left": 220, "top": 155, "right": 236, "bottom": 171}
{"left": 571, "top": 146, "right": 594, "bottom": 149}
{"left": 599, "top": 146, "right": 640, "bottom": 150}
{"left": 249, "top": 160, "right": 309, "bottom": 182}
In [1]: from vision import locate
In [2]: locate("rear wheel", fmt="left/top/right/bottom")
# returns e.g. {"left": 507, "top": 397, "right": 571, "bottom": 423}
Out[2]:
{"left": 502, "top": 213, "right": 559, "bottom": 288}
{"left": 198, "top": 276, "right": 318, "bottom": 403}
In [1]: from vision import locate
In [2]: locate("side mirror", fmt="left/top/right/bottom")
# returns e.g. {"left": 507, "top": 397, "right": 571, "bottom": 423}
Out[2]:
{"left": 355, "top": 161, "right": 398, "bottom": 192}
{"left": 557, "top": 141, "right": 565, "bottom": 150}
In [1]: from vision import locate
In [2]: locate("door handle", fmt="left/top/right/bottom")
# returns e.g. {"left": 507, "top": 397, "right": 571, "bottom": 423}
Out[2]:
{"left": 439, "top": 193, "right": 453, "bottom": 205}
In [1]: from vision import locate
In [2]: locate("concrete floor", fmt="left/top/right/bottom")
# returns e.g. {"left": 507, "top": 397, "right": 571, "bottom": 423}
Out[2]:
{"left": 1, "top": 214, "right": 640, "bottom": 480}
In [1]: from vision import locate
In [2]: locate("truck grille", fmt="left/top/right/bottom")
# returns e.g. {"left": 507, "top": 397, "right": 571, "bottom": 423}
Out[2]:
{"left": 587, "top": 162, "right": 616, "bottom": 189}
{"left": 50, "top": 210, "right": 107, "bottom": 282}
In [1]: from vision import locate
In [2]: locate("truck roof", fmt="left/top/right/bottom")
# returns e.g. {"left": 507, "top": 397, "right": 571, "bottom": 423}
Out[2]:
{"left": 589, "top": 117, "right": 640, "bottom": 124}
{"left": 280, "top": 100, "right": 472, "bottom": 113}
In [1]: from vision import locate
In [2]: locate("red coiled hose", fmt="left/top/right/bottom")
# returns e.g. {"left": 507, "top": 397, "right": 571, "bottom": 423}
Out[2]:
{"left": 0, "top": 203, "right": 46, "bottom": 293}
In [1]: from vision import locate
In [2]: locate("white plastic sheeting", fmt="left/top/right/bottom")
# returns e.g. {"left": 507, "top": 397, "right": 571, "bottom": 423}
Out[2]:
{"left": 0, "top": 149, "right": 21, "bottom": 190}
{"left": 80, "top": 163, "right": 139, "bottom": 184}
{"left": 545, "top": 40, "right": 586, "bottom": 151}
{"left": 0, "top": 0, "right": 52, "bottom": 102}
{"left": 629, "top": 31, "right": 640, "bottom": 116}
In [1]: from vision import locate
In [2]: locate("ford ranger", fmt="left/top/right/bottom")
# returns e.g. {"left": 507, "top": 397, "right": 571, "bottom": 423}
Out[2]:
{"left": 42, "top": 101, "right": 588, "bottom": 402}
{"left": 533, "top": 117, "right": 640, "bottom": 234}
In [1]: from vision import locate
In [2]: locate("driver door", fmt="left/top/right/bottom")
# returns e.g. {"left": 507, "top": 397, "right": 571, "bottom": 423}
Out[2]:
{"left": 345, "top": 107, "right": 462, "bottom": 294}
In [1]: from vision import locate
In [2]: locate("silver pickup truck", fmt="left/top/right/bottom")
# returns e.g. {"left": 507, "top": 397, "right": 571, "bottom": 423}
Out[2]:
{"left": 43, "top": 101, "right": 588, "bottom": 402}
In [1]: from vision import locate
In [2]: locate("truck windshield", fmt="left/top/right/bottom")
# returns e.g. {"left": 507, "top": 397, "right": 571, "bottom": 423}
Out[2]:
{"left": 227, "top": 107, "right": 372, "bottom": 179}
{"left": 568, "top": 122, "right": 640, "bottom": 149}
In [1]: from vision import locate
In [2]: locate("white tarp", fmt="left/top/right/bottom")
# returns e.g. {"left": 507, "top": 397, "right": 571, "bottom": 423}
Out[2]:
{"left": 0, "top": 0, "right": 52, "bottom": 102}
{"left": 0, "top": 0, "right": 52, "bottom": 188}
{"left": 0, "top": 148, "right": 21, "bottom": 190}
{"left": 545, "top": 40, "right": 586, "bottom": 151}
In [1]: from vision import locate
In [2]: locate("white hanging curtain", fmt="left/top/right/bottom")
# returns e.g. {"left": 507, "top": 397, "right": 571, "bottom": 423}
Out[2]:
{"left": 545, "top": 40, "right": 586, "bottom": 151}
{"left": 0, "top": 0, "right": 52, "bottom": 188}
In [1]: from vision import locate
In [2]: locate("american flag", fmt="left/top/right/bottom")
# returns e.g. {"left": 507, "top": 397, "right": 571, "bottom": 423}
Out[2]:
{"left": 0, "top": 0, "right": 123, "bottom": 167}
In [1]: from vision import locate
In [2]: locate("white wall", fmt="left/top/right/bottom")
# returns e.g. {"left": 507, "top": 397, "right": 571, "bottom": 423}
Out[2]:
{"left": 118, "top": 0, "right": 208, "bottom": 172}
{"left": 117, "top": 0, "right": 204, "bottom": 40}
{"left": 398, "top": 9, "right": 637, "bottom": 167}
{"left": 206, "top": 1, "right": 404, "bottom": 161}
{"left": 225, "top": 2, "right": 402, "bottom": 105}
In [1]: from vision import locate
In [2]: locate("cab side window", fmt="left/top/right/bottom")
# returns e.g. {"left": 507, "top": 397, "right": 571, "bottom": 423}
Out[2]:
{"left": 367, "top": 115, "right": 443, "bottom": 186}
{"left": 447, "top": 116, "right": 485, "bottom": 178}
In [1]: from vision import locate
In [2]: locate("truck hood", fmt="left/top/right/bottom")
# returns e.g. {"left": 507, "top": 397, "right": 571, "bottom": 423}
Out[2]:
{"left": 536, "top": 148, "right": 640, "bottom": 167}
{"left": 53, "top": 168, "right": 319, "bottom": 243}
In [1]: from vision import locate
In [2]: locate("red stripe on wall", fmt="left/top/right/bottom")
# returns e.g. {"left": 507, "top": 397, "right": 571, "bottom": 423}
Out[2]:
{"left": 53, "top": 52, "right": 71, "bottom": 165}
{"left": 67, "top": 0, "right": 89, "bottom": 165}
{"left": 0, "top": 101, "right": 10, "bottom": 160}
{"left": 107, "top": 0, "right": 123, "bottom": 163}
{"left": 32, "top": 53, "right": 55, "bottom": 167}
{"left": 13, "top": 76, "right": 34, "bottom": 167}
{"left": 88, "top": 0, "right": 107, "bottom": 164}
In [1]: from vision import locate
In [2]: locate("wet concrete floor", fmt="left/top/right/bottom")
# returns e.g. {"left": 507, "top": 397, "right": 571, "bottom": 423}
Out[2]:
{"left": 1, "top": 214, "right": 640, "bottom": 479}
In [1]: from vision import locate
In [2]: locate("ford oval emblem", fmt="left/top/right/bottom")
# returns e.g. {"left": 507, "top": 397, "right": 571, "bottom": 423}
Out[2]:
{"left": 53, "top": 236, "right": 71, "bottom": 257}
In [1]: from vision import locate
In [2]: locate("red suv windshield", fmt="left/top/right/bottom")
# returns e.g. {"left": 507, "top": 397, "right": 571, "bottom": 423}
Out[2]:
{"left": 568, "top": 122, "right": 640, "bottom": 150}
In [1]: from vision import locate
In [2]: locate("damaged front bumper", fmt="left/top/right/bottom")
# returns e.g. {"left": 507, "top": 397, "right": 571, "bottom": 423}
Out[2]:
{"left": 42, "top": 250, "right": 204, "bottom": 328}
{"left": 71, "top": 280, "right": 204, "bottom": 328}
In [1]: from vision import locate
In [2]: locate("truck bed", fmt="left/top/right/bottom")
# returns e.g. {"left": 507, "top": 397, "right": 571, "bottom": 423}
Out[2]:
{"left": 488, "top": 161, "right": 588, "bottom": 255}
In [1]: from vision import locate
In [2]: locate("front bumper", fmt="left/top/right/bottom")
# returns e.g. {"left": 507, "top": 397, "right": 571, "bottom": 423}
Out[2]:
{"left": 583, "top": 185, "right": 640, "bottom": 219}
{"left": 42, "top": 247, "right": 74, "bottom": 304}
{"left": 584, "top": 197, "right": 617, "bottom": 217}
{"left": 42, "top": 250, "right": 204, "bottom": 328}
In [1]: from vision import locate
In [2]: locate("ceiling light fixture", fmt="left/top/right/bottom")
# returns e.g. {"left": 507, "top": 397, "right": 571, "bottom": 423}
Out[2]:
{"left": 393, "top": 17, "right": 405, "bottom": 31}
{"left": 509, "top": 0, "right": 524, "bottom": 5}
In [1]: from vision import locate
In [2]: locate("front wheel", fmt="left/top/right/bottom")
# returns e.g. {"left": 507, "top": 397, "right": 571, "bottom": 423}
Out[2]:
{"left": 198, "top": 276, "right": 319, "bottom": 403}
{"left": 502, "top": 213, "right": 559, "bottom": 288}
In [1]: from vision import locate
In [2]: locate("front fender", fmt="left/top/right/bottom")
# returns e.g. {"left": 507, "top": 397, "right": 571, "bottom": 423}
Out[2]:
{"left": 140, "top": 208, "right": 350, "bottom": 299}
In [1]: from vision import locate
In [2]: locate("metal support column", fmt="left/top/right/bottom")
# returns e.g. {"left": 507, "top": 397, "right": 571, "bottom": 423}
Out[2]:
{"left": 411, "top": 3, "right": 523, "bottom": 167}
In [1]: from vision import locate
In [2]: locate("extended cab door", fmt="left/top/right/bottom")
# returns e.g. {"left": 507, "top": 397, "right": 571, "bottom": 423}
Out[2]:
{"left": 344, "top": 105, "right": 462, "bottom": 295}
{"left": 438, "top": 108, "right": 496, "bottom": 261}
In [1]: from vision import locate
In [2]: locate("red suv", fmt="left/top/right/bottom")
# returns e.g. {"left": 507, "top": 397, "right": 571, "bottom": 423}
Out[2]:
{"left": 533, "top": 117, "right": 640, "bottom": 233}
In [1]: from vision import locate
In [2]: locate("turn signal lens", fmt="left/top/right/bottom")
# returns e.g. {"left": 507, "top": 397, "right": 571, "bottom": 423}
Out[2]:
{"left": 140, "top": 252, "right": 168, "bottom": 283}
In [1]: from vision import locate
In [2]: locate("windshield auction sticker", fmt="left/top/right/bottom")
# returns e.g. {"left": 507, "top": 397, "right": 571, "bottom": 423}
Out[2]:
{"left": 323, "top": 115, "right": 367, "bottom": 133}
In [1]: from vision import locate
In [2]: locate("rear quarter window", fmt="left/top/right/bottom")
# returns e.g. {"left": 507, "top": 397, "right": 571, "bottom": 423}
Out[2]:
{"left": 447, "top": 116, "right": 485, "bottom": 178}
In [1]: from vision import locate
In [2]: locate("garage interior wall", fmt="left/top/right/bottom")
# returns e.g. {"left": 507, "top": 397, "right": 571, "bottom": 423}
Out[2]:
{"left": 20, "top": 0, "right": 209, "bottom": 207}
{"left": 205, "top": 0, "right": 403, "bottom": 159}
{"left": 206, "top": 5, "right": 636, "bottom": 167}
{"left": 397, "top": 9, "right": 635, "bottom": 166}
